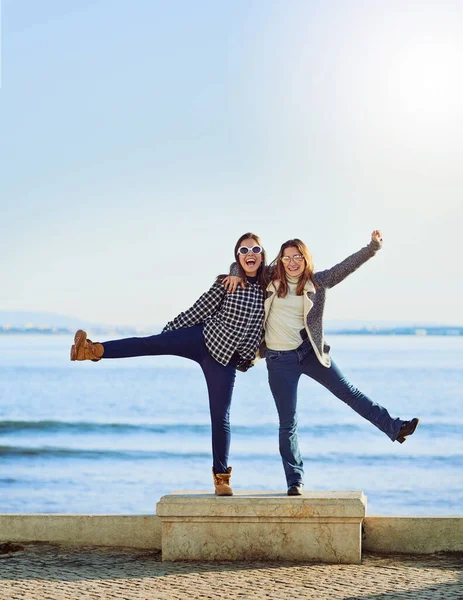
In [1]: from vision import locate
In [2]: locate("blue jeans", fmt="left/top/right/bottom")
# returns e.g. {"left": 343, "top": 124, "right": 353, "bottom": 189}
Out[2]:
{"left": 266, "top": 340, "right": 404, "bottom": 487}
{"left": 102, "top": 325, "right": 236, "bottom": 474}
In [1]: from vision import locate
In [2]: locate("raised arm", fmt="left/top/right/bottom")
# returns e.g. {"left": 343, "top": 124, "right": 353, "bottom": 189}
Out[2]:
{"left": 163, "top": 280, "right": 226, "bottom": 331}
{"left": 314, "top": 230, "right": 383, "bottom": 289}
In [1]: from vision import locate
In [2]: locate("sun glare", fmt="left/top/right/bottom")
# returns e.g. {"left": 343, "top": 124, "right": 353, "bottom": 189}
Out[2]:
{"left": 388, "top": 36, "right": 462, "bottom": 125}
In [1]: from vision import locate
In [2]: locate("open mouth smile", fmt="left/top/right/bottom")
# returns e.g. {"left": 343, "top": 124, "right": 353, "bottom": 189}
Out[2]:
{"left": 245, "top": 258, "right": 257, "bottom": 266}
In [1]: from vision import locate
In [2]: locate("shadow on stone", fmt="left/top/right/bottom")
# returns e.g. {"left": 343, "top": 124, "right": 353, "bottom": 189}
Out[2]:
{"left": 0, "top": 542, "right": 25, "bottom": 554}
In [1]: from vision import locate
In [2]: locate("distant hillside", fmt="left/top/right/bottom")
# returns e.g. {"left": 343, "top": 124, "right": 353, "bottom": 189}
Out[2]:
{"left": 0, "top": 311, "right": 156, "bottom": 336}
{"left": 0, "top": 312, "right": 441, "bottom": 330}
{"left": 324, "top": 319, "right": 439, "bottom": 332}
{"left": 0, "top": 311, "right": 95, "bottom": 328}
{"left": 0, "top": 311, "right": 459, "bottom": 336}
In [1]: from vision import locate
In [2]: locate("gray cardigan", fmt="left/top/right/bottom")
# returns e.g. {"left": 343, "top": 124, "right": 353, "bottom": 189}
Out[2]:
{"left": 243, "top": 239, "right": 382, "bottom": 368}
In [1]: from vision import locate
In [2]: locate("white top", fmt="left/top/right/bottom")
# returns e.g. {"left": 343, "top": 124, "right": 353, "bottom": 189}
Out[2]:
{"left": 265, "top": 276, "right": 305, "bottom": 351}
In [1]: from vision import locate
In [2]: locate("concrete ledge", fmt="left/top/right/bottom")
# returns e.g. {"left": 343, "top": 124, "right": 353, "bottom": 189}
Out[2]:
{"left": 0, "top": 515, "right": 162, "bottom": 549}
{"left": 156, "top": 491, "right": 366, "bottom": 563}
{"left": 1, "top": 513, "right": 461, "bottom": 556}
{"left": 363, "top": 516, "right": 463, "bottom": 554}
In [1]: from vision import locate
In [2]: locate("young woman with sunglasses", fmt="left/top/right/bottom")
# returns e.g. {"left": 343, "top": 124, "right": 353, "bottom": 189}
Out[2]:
{"left": 225, "top": 230, "right": 419, "bottom": 495}
{"left": 70, "top": 233, "right": 267, "bottom": 496}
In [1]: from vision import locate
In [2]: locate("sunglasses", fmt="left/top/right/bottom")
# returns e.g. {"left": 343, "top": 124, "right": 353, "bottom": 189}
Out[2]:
{"left": 281, "top": 254, "right": 304, "bottom": 264}
{"left": 237, "top": 245, "right": 263, "bottom": 256}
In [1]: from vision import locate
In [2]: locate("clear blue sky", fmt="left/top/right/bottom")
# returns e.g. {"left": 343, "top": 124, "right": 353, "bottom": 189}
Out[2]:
{"left": 1, "top": 0, "right": 462, "bottom": 326}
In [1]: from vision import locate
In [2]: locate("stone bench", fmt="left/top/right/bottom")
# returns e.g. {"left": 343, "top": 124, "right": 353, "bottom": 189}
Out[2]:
{"left": 156, "top": 490, "right": 366, "bottom": 564}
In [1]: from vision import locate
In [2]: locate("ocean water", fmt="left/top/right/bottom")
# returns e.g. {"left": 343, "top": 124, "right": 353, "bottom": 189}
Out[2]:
{"left": 0, "top": 334, "right": 461, "bottom": 516}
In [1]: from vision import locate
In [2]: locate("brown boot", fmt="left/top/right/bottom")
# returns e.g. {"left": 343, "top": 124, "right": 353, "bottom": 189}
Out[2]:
{"left": 396, "top": 418, "right": 419, "bottom": 443}
{"left": 212, "top": 466, "right": 233, "bottom": 496}
{"left": 70, "top": 330, "right": 104, "bottom": 362}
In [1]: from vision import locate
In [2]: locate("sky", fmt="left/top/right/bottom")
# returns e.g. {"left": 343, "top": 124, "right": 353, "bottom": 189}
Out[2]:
{"left": 1, "top": 0, "right": 462, "bottom": 326}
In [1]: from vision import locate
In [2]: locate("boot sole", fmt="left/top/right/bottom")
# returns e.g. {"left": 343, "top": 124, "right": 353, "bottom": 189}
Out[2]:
{"left": 70, "top": 330, "right": 87, "bottom": 361}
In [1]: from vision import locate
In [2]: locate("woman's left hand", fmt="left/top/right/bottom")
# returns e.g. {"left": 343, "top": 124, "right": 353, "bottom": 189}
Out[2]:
{"left": 371, "top": 229, "right": 383, "bottom": 243}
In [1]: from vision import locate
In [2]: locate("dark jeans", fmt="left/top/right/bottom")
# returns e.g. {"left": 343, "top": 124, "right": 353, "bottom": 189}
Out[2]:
{"left": 102, "top": 325, "right": 236, "bottom": 474}
{"left": 266, "top": 340, "right": 404, "bottom": 487}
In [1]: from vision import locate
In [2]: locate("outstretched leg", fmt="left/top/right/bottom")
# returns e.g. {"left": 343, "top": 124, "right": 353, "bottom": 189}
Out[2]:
{"left": 72, "top": 325, "right": 207, "bottom": 363}
{"left": 300, "top": 348, "right": 403, "bottom": 441}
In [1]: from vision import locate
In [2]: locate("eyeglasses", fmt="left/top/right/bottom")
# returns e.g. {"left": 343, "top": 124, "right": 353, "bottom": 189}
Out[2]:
{"left": 281, "top": 254, "right": 304, "bottom": 264}
{"left": 237, "top": 245, "right": 263, "bottom": 256}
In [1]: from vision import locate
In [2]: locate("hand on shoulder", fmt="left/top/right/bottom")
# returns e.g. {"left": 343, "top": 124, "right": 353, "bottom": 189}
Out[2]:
{"left": 222, "top": 275, "right": 246, "bottom": 293}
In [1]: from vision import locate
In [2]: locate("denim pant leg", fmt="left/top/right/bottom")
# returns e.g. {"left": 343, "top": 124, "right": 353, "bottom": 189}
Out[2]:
{"left": 300, "top": 349, "right": 404, "bottom": 441}
{"left": 266, "top": 352, "right": 304, "bottom": 486}
{"left": 101, "top": 325, "right": 206, "bottom": 361}
{"left": 201, "top": 355, "right": 236, "bottom": 475}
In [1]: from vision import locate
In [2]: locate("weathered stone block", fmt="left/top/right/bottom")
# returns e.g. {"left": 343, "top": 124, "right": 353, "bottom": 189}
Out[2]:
{"left": 156, "top": 490, "right": 366, "bottom": 563}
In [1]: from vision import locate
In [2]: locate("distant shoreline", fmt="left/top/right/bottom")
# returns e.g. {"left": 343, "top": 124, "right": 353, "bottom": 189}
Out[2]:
{"left": 1, "top": 326, "right": 461, "bottom": 336}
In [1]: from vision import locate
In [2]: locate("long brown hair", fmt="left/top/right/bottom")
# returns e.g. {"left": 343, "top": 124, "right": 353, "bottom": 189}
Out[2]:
{"left": 272, "top": 238, "right": 316, "bottom": 298}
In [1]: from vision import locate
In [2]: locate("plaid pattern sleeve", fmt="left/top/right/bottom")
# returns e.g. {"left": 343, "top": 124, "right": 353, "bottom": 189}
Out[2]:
{"left": 162, "top": 280, "right": 226, "bottom": 332}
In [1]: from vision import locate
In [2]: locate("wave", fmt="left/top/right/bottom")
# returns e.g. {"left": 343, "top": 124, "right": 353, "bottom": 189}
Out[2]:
{"left": 0, "top": 419, "right": 203, "bottom": 435}
{"left": 1, "top": 444, "right": 461, "bottom": 468}
{"left": 0, "top": 445, "right": 211, "bottom": 460}
{"left": 0, "top": 419, "right": 461, "bottom": 437}
{"left": 0, "top": 419, "right": 360, "bottom": 436}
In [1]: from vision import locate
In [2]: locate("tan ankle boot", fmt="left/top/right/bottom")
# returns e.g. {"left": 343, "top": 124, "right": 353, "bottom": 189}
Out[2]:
{"left": 212, "top": 466, "right": 233, "bottom": 496}
{"left": 70, "top": 330, "right": 104, "bottom": 362}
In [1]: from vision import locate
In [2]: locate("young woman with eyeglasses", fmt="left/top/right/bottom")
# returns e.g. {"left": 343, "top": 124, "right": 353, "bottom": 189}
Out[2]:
{"left": 70, "top": 232, "right": 267, "bottom": 496}
{"left": 225, "top": 230, "right": 419, "bottom": 495}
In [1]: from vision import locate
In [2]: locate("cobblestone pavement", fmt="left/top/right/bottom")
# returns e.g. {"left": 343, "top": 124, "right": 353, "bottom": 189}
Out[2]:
{"left": 0, "top": 544, "right": 462, "bottom": 600}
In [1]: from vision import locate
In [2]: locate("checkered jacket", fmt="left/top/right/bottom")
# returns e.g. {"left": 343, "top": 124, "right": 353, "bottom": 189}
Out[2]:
{"left": 163, "top": 279, "right": 264, "bottom": 371}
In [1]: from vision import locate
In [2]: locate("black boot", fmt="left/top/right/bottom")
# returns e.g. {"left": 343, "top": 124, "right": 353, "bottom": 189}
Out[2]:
{"left": 287, "top": 483, "right": 304, "bottom": 496}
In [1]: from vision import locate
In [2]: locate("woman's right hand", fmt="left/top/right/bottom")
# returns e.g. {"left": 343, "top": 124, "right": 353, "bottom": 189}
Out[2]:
{"left": 222, "top": 276, "right": 245, "bottom": 293}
